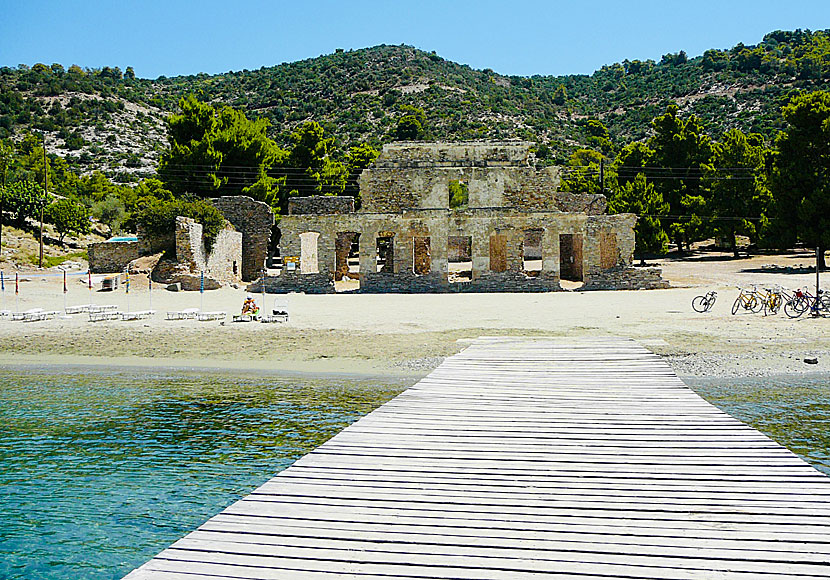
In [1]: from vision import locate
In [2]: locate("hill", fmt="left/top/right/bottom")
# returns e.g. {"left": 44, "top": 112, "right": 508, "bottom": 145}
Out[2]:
{"left": 2, "top": 29, "right": 830, "bottom": 179}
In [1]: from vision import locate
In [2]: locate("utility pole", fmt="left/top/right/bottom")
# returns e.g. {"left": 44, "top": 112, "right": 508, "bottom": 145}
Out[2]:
{"left": 599, "top": 158, "right": 605, "bottom": 194}
{"left": 816, "top": 247, "right": 821, "bottom": 317}
{"left": 39, "top": 135, "right": 47, "bottom": 268}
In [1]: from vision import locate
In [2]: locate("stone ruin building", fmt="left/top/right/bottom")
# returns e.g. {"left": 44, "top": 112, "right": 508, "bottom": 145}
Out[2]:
{"left": 88, "top": 141, "right": 667, "bottom": 293}
{"left": 255, "top": 141, "right": 668, "bottom": 294}
{"left": 88, "top": 196, "right": 274, "bottom": 290}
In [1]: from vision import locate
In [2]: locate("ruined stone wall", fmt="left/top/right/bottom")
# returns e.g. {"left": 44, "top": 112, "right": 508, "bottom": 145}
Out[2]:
{"left": 288, "top": 196, "right": 354, "bottom": 215}
{"left": 206, "top": 228, "right": 242, "bottom": 283}
{"left": 137, "top": 225, "right": 173, "bottom": 255}
{"left": 253, "top": 207, "right": 661, "bottom": 294}
{"left": 212, "top": 196, "right": 274, "bottom": 282}
{"left": 582, "top": 267, "right": 670, "bottom": 291}
{"left": 175, "top": 217, "right": 205, "bottom": 271}
{"left": 88, "top": 241, "right": 139, "bottom": 273}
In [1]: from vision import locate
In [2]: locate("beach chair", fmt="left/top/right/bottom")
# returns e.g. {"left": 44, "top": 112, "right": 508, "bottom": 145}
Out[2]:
{"left": 260, "top": 297, "right": 289, "bottom": 323}
{"left": 65, "top": 304, "right": 92, "bottom": 314}
{"left": 89, "top": 304, "right": 118, "bottom": 314}
{"left": 197, "top": 311, "right": 226, "bottom": 322}
{"left": 166, "top": 307, "right": 199, "bottom": 320}
{"left": 232, "top": 313, "right": 253, "bottom": 323}
{"left": 120, "top": 310, "right": 155, "bottom": 321}
{"left": 12, "top": 308, "right": 43, "bottom": 321}
{"left": 0, "top": 310, "right": 10, "bottom": 317}
{"left": 89, "top": 311, "right": 122, "bottom": 322}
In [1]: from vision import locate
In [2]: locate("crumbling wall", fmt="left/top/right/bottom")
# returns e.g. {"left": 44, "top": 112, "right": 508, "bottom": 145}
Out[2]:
{"left": 137, "top": 225, "right": 173, "bottom": 255}
{"left": 206, "top": 228, "right": 242, "bottom": 283}
{"left": 88, "top": 241, "right": 139, "bottom": 273}
{"left": 289, "top": 196, "right": 354, "bottom": 215}
{"left": 582, "top": 267, "right": 670, "bottom": 290}
{"left": 176, "top": 217, "right": 205, "bottom": 271}
{"left": 212, "top": 196, "right": 274, "bottom": 282}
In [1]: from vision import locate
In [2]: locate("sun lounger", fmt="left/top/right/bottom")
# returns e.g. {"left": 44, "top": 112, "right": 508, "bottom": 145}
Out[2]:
{"left": 88, "top": 304, "right": 118, "bottom": 314}
{"left": 260, "top": 313, "right": 288, "bottom": 323}
{"left": 65, "top": 304, "right": 93, "bottom": 314}
{"left": 0, "top": 310, "right": 10, "bottom": 317}
{"left": 23, "top": 310, "right": 59, "bottom": 322}
{"left": 197, "top": 311, "right": 226, "bottom": 322}
{"left": 89, "top": 311, "right": 122, "bottom": 322}
{"left": 261, "top": 298, "right": 289, "bottom": 323}
{"left": 120, "top": 310, "right": 156, "bottom": 321}
{"left": 166, "top": 308, "right": 199, "bottom": 320}
{"left": 12, "top": 308, "right": 43, "bottom": 321}
{"left": 232, "top": 313, "right": 254, "bottom": 323}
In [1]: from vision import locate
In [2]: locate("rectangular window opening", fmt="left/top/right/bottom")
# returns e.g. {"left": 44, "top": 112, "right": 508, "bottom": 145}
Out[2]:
{"left": 523, "top": 229, "right": 543, "bottom": 277}
{"left": 448, "top": 235, "right": 472, "bottom": 282}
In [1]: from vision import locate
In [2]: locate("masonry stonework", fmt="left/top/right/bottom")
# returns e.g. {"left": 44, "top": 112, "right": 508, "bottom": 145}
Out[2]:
{"left": 212, "top": 196, "right": 274, "bottom": 282}
{"left": 253, "top": 142, "right": 668, "bottom": 294}
{"left": 87, "top": 241, "right": 139, "bottom": 273}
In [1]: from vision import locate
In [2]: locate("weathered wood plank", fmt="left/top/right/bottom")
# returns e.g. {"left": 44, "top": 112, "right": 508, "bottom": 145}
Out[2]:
{"left": 124, "top": 337, "right": 830, "bottom": 579}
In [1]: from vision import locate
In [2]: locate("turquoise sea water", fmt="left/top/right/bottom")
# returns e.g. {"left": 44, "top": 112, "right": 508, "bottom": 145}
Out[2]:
{"left": 0, "top": 368, "right": 408, "bottom": 580}
{"left": 685, "top": 373, "right": 830, "bottom": 475}
{"left": 1, "top": 368, "right": 828, "bottom": 579}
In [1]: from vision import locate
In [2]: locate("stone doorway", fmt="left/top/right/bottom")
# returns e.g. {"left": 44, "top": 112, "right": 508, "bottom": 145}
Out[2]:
{"left": 335, "top": 232, "right": 360, "bottom": 292}
{"left": 559, "top": 233, "right": 583, "bottom": 282}
{"left": 376, "top": 234, "right": 394, "bottom": 273}
{"left": 413, "top": 237, "right": 431, "bottom": 275}
{"left": 522, "top": 229, "right": 543, "bottom": 277}
{"left": 448, "top": 235, "right": 472, "bottom": 282}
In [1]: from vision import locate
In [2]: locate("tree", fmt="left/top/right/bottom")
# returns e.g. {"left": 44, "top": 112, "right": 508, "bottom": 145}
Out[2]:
{"left": 344, "top": 143, "right": 379, "bottom": 204}
{"left": 608, "top": 174, "right": 669, "bottom": 259}
{"left": 158, "top": 96, "right": 283, "bottom": 199}
{"left": 46, "top": 198, "right": 90, "bottom": 245}
{"left": 4, "top": 180, "right": 48, "bottom": 227}
{"left": 0, "top": 141, "right": 12, "bottom": 252}
{"left": 448, "top": 179, "right": 468, "bottom": 208}
{"left": 560, "top": 149, "right": 604, "bottom": 196}
{"left": 278, "top": 121, "right": 345, "bottom": 210}
{"left": 771, "top": 91, "right": 830, "bottom": 269}
{"left": 91, "top": 195, "right": 126, "bottom": 236}
{"left": 649, "top": 104, "right": 712, "bottom": 252}
{"left": 704, "top": 129, "right": 771, "bottom": 257}
{"left": 394, "top": 115, "right": 423, "bottom": 140}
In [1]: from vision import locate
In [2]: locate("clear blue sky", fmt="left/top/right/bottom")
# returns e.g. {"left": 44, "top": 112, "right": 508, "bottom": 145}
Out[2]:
{"left": 2, "top": 1, "right": 830, "bottom": 79}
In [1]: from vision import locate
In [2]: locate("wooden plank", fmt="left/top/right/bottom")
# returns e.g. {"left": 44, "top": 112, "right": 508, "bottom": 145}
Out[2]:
{"left": 124, "top": 337, "right": 830, "bottom": 579}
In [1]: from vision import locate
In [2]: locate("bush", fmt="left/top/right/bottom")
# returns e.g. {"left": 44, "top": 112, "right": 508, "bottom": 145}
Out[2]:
{"left": 135, "top": 197, "right": 225, "bottom": 251}
{"left": 45, "top": 198, "right": 91, "bottom": 244}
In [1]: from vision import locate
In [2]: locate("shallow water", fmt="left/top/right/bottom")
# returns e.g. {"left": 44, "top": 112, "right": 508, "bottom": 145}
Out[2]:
{"left": 0, "top": 368, "right": 408, "bottom": 580}
{"left": 686, "top": 373, "right": 830, "bottom": 475}
{"left": 1, "top": 369, "right": 829, "bottom": 579}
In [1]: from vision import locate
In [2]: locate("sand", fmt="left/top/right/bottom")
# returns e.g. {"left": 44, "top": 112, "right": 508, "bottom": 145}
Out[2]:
{"left": 0, "top": 249, "right": 827, "bottom": 379}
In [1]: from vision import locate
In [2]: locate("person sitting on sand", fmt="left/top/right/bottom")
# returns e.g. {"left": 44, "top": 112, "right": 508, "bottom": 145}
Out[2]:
{"left": 241, "top": 296, "right": 259, "bottom": 319}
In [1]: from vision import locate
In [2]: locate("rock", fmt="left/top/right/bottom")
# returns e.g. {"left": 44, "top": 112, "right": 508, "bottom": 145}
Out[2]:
{"left": 166, "top": 282, "right": 181, "bottom": 292}
{"left": 804, "top": 357, "right": 819, "bottom": 365}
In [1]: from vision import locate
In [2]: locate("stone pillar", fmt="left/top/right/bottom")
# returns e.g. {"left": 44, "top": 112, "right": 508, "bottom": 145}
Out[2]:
{"left": 542, "top": 227, "right": 560, "bottom": 276}
{"left": 358, "top": 229, "right": 376, "bottom": 278}
{"left": 471, "top": 230, "right": 489, "bottom": 280}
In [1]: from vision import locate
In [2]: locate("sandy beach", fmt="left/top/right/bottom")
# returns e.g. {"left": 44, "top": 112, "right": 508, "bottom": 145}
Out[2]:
{"left": 0, "top": 249, "right": 827, "bottom": 380}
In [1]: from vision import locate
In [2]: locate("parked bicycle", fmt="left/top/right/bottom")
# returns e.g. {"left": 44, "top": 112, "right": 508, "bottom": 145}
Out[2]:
{"left": 731, "top": 286, "right": 761, "bottom": 315}
{"left": 785, "top": 288, "right": 830, "bottom": 318}
{"left": 756, "top": 286, "right": 783, "bottom": 316}
{"left": 692, "top": 290, "right": 717, "bottom": 313}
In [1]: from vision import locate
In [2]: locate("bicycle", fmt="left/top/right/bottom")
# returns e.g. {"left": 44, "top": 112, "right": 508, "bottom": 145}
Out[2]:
{"left": 756, "top": 286, "right": 783, "bottom": 316}
{"left": 731, "top": 286, "right": 761, "bottom": 315}
{"left": 785, "top": 288, "right": 830, "bottom": 318}
{"left": 692, "top": 290, "right": 717, "bottom": 313}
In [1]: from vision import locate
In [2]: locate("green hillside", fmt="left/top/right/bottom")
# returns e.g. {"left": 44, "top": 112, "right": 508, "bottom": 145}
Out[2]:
{"left": 2, "top": 28, "right": 830, "bottom": 178}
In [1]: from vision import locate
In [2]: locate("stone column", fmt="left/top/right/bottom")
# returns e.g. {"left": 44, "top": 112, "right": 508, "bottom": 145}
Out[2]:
{"left": 358, "top": 229, "right": 376, "bottom": 279}
{"left": 542, "top": 227, "right": 560, "bottom": 276}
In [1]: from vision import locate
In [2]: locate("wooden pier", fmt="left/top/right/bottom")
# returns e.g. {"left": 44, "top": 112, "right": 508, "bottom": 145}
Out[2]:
{"left": 126, "top": 337, "right": 830, "bottom": 579}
